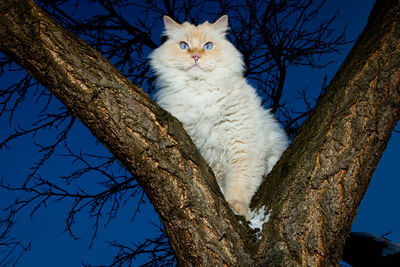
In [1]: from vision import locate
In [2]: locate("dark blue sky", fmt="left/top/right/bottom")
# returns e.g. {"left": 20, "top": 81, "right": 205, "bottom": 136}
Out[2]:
{"left": 1, "top": 0, "right": 399, "bottom": 266}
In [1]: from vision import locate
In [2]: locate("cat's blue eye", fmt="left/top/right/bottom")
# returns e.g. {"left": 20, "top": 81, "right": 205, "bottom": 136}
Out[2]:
{"left": 203, "top": 42, "right": 213, "bottom": 50}
{"left": 179, "top": 41, "right": 189, "bottom": 50}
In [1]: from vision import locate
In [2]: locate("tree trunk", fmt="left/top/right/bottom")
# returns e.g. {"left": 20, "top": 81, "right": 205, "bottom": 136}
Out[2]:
{"left": 0, "top": 0, "right": 399, "bottom": 266}
{"left": 252, "top": 0, "right": 400, "bottom": 265}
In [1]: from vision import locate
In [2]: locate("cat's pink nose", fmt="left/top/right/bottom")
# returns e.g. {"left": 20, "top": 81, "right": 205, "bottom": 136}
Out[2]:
{"left": 192, "top": 54, "right": 200, "bottom": 62}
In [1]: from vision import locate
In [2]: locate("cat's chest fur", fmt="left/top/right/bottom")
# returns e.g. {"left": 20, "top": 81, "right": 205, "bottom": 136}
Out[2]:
{"left": 157, "top": 77, "right": 237, "bottom": 168}
{"left": 167, "top": 79, "right": 228, "bottom": 119}
{"left": 158, "top": 78, "right": 247, "bottom": 184}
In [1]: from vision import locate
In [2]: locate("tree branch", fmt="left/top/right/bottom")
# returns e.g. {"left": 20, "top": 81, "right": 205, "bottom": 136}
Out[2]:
{"left": 0, "top": 0, "right": 255, "bottom": 265}
{"left": 253, "top": 0, "right": 400, "bottom": 265}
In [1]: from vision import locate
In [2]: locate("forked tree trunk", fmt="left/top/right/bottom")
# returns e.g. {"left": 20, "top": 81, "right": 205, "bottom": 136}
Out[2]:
{"left": 0, "top": 0, "right": 399, "bottom": 266}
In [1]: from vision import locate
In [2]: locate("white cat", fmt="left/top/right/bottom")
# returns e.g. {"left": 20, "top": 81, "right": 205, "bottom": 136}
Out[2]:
{"left": 149, "top": 15, "right": 288, "bottom": 218}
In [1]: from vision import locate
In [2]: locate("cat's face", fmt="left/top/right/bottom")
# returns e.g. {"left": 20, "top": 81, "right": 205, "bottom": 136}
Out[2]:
{"left": 150, "top": 15, "right": 243, "bottom": 79}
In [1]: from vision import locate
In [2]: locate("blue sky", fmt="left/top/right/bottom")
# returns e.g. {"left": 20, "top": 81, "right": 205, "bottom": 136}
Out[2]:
{"left": 1, "top": 0, "right": 399, "bottom": 266}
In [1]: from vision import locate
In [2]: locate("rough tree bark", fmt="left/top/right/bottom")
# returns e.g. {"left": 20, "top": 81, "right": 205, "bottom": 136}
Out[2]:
{"left": 0, "top": 0, "right": 399, "bottom": 266}
{"left": 252, "top": 0, "right": 400, "bottom": 265}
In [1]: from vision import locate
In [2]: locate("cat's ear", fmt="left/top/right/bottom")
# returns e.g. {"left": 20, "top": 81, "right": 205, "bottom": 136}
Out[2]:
{"left": 163, "top": 16, "right": 181, "bottom": 33}
{"left": 212, "top": 15, "right": 229, "bottom": 35}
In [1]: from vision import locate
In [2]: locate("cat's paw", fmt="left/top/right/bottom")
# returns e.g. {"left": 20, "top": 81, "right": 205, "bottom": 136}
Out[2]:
{"left": 229, "top": 200, "right": 251, "bottom": 219}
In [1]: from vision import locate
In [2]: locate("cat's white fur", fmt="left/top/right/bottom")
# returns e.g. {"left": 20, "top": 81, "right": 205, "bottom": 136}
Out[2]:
{"left": 149, "top": 15, "right": 288, "bottom": 218}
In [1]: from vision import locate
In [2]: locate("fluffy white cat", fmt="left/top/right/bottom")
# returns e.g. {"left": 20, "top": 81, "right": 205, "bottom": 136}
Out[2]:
{"left": 149, "top": 15, "right": 288, "bottom": 218}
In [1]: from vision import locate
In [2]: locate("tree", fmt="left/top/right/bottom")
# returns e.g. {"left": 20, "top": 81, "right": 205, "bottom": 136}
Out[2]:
{"left": 0, "top": 0, "right": 399, "bottom": 266}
